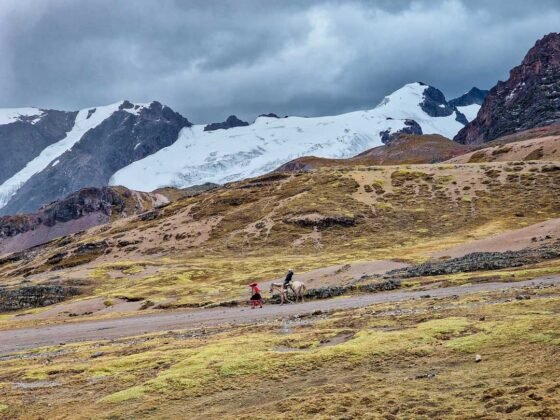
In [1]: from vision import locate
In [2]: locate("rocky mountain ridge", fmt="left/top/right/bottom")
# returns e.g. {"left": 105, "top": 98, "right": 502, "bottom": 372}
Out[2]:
{"left": 455, "top": 32, "right": 560, "bottom": 144}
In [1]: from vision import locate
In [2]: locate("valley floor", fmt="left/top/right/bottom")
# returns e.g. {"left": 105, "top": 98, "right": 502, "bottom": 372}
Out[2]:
{"left": 1, "top": 275, "right": 560, "bottom": 418}
{"left": 1, "top": 275, "right": 559, "bottom": 356}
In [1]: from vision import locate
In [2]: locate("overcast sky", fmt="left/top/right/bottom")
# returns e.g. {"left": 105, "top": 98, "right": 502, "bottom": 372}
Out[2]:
{"left": 0, "top": 0, "right": 558, "bottom": 123}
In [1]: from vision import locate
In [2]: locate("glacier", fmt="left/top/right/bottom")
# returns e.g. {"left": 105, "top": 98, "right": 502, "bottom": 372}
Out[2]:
{"left": 110, "top": 83, "right": 471, "bottom": 191}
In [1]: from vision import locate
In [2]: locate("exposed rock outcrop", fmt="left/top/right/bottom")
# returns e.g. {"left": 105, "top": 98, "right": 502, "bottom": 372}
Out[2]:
{"left": 284, "top": 214, "right": 357, "bottom": 228}
{"left": 0, "top": 285, "right": 79, "bottom": 311}
{"left": 385, "top": 242, "right": 560, "bottom": 278}
{"left": 204, "top": 115, "right": 249, "bottom": 131}
{"left": 420, "top": 85, "right": 456, "bottom": 117}
{"left": 455, "top": 33, "right": 560, "bottom": 144}
{"left": 380, "top": 119, "right": 423, "bottom": 144}
{"left": 416, "top": 83, "right": 470, "bottom": 124}
{"left": 0, "top": 186, "right": 168, "bottom": 254}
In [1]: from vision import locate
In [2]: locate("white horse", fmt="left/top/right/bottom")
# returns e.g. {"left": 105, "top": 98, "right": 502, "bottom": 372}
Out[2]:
{"left": 270, "top": 281, "right": 307, "bottom": 304}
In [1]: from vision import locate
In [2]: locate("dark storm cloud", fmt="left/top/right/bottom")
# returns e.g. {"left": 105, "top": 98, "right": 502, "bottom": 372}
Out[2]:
{"left": 0, "top": 0, "right": 559, "bottom": 122}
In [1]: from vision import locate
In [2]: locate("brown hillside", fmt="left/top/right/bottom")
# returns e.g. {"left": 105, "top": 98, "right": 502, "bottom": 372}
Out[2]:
{"left": 2, "top": 160, "right": 560, "bottom": 309}
{"left": 277, "top": 134, "right": 470, "bottom": 172}
{"left": 447, "top": 126, "right": 560, "bottom": 163}
{"left": 0, "top": 186, "right": 169, "bottom": 256}
{"left": 351, "top": 134, "right": 469, "bottom": 164}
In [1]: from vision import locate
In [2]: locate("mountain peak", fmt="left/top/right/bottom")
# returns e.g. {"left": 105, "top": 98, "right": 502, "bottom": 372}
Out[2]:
{"left": 376, "top": 82, "right": 465, "bottom": 122}
{"left": 520, "top": 32, "right": 560, "bottom": 71}
{"left": 204, "top": 115, "right": 250, "bottom": 132}
{"left": 0, "top": 100, "right": 190, "bottom": 215}
{"left": 449, "top": 87, "right": 489, "bottom": 108}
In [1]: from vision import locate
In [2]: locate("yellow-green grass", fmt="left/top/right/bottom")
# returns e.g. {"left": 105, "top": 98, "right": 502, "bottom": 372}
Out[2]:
{"left": 2, "top": 285, "right": 560, "bottom": 418}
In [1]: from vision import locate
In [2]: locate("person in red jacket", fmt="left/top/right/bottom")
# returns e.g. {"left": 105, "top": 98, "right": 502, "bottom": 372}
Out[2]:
{"left": 249, "top": 282, "right": 263, "bottom": 308}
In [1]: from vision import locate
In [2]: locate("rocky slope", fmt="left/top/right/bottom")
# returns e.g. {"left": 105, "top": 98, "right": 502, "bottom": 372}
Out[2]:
{"left": 0, "top": 186, "right": 169, "bottom": 255}
{"left": 455, "top": 32, "right": 560, "bottom": 144}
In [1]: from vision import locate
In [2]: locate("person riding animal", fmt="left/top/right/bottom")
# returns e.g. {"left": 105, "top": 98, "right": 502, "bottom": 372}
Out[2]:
{"left": 283, "top": 269, "right": 294, "bottom": 291}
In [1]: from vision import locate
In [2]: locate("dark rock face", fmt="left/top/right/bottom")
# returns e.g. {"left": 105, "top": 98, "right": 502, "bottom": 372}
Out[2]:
{"left": 454, "top": 112, "right": 469, "bottom": 126}
{"left": 417, "top": 83, "right": 470, "bottom": 125}
{"left": 38, "top": 187, "right": 128, "bottom": 227}
{"left": 204, "top": 115, "right": 249, "bottom": 131}
{"left": 455, "top": 33, "right": 560, "bottom": 144}
{"left": 0, "top": 110, "right": 78, "bottom": 184}
{"left": 0, "top": 102, "right": 190, "bottom": 215}
{"left": 258, "top": 113, "right": 280, "bottom": 118}
{"left": 75, "top": 240, "right": 109, "bottom": 255}
{"left": 420, "top": 85, "right": 455, "bottom": 117}
{"left": 380, "top": 119, "right": 423, "bottom": 144}
{"left": 284, "top": 214, "right": 357, "bottom": 228}
{"left": 119, "top": 100, "right": 135, "bottom": 110}
{"left": 449, "top": 87, "right": 489, "bottom": 108}
{"left": 0, "top": 285, "right": 79, "bottom": 311}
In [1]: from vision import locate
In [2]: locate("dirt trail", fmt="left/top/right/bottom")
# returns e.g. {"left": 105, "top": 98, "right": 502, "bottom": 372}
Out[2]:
{"left": 261, "top": 260, "right": 408, "bottom": 290}
{"left": 1, "top": 276, "right": 559, "bottom": 356}
{"left": 431, "top": 218, "right": 560, "bottom": 258}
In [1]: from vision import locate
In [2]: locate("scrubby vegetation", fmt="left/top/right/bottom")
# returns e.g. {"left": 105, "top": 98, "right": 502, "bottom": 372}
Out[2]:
{"left": 0, "top": 162, "right": 559, "bottom": 315}
{"left": 1, "top": 283, "right": 560, "bottom": 418}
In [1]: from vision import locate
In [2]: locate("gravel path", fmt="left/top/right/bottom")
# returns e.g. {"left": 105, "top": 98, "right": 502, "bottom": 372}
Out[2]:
{"left": 1, "top": 276, "right": 558, "bottom": 355}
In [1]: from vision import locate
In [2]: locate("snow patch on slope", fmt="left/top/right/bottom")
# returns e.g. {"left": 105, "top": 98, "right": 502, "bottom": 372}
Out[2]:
{"left": 457, "top": 104, "right": 481, "bottom": 122}
{"left": 0, "top": 102, "right": 128, "bottom": 209}
{"left": 0, "top": 108, "right": 44, "bottom": 125}
{"left": 122, "top": 102, "right": 153, "bottom": 116}
{"left": 110, "top": 83, "right": 467, "bottom": 192}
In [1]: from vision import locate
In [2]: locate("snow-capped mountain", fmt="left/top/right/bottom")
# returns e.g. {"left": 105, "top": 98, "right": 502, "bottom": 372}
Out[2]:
{"left": 0, "top": 102, "right": 143, "bottom": 209}
{"left": 0, "top": 101, "right": 189, "bottom": 215}
{"left": 0, "top": 82, "right": 479, "bottom": 215}
{"left": 110, "top": 83, "right": 473, "bottom": 191}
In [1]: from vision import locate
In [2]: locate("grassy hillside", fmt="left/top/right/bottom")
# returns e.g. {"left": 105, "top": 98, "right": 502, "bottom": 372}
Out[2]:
{"left": 1, "top": 161, "right": 560, "bottom": 312}
{"left": 447, "top": 135, "right": 560, "bottom": 163}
